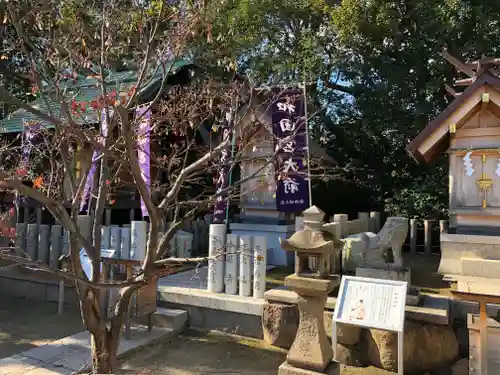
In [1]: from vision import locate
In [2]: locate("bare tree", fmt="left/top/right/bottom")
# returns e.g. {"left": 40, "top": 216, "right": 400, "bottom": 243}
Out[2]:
{"left": 0, "top": 1, "right": 333, "bottom": 372}
{"left": 0, "top": 1, "right": 272, "bottom": 372}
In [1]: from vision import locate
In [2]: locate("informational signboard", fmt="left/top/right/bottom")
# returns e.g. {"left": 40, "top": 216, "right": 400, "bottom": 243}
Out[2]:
{"left": 79, "top": 249, "right": 116, "bottom": 280}
{"left": 332, "top": 276, "right": 407, "bottom": 375}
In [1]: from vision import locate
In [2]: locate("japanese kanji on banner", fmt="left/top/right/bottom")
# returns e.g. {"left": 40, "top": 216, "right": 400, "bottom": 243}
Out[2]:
{"left": 272, "top": 89, "right": 310, "bottom": 212}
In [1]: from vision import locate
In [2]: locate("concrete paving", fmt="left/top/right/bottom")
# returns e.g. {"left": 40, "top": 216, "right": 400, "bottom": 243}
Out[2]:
{"left": 0, "top": 325, "right": 173, "bottom": 375}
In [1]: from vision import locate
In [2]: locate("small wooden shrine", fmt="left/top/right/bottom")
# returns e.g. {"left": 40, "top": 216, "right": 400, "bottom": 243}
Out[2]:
{"left": 408, "top": 52, "right": 500, "bottom": 374}
{"left": 408, "top": 52, "right": 500, "bottom": 236}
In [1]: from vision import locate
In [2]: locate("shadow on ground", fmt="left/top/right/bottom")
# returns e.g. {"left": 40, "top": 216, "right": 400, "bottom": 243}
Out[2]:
{"left": 0, "top": 294, "right": 83, "bottom": 359}
{"left": 119, "top": 329, "right": 287, "bottom": 375}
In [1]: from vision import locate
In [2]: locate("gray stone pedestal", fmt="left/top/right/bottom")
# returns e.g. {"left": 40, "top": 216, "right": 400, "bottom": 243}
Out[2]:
{"left": 278, "top": 275, "right": 341, "bottom": 375}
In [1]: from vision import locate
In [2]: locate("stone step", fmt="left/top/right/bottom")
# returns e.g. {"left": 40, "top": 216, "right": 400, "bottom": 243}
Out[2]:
{"left": 150, "top": 307, "right": 188, "bottom": 333}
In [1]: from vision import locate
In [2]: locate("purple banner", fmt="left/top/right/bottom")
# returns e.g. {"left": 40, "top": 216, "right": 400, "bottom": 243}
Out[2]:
{"left": 80, "top": 109, "right": 110, "bottom": 213}
{"left": 212, "top": 111, "right": 234, "bottom": 224}
{"left": 272, "top": 89, "right": 310, "bottom": 213}
{"left": 135, "top": 106, "right": 151, "bottom": 218}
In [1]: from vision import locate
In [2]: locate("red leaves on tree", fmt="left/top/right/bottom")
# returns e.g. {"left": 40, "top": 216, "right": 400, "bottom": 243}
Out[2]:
{"left": 16, "top": 168, "right": 27, "bottom": 177}
{"left": 32, "top": 176, "right": 43, "bottom": 189}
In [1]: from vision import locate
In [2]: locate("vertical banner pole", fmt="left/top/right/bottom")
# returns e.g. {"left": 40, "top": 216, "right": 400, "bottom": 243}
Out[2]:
{"left": 301, "top": 83, "right": 313, "bottom": 207}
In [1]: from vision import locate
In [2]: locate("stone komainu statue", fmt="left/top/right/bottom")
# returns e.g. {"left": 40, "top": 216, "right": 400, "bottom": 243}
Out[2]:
{"left": 342, "top": 217, "right": 409, "bottom": 272}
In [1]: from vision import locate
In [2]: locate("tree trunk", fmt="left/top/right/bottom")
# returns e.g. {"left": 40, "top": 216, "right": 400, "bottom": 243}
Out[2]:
{"left": 78, "top": 282, "right": 139, "bottom": 373}
{"left": 80, "top": 287, "right": 124, "bottom": 374}
{"left": 90, "top": 328, "right": 120, "bottom": 373}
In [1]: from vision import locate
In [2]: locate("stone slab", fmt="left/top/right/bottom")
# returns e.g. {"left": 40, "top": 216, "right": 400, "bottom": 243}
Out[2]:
{"left": 355, "top": 267, "right": 411, "bottom": 284}
{"left": 278, "top": 361, "right": 340, "bottom": 375}
{"left": 439, "top": 233, "right": 500, "bottom": 275}
{"left": 461, "top": 257, "right": 500, "bottom": 279}
{"left": 137, "top": 307, "right": 188, "bottom": 333}
{"left": 264, "top": 289, "right": 449, "bottom": 325}
{"left": 0, "top": 355, "right": 44, "bottom": 375}
{"left": 158, "top": 285, "right": 265, "bottom": 316}
{"left": 0, "top": 325, "right": 173, "bottom": 375}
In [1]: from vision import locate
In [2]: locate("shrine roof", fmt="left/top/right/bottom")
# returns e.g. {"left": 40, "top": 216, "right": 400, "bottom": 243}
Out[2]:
{"left": 0, "top": 59, "right": 192, "bottom": 134}
{"left": 407, "top": 72, "right": 500, "bottom": 163}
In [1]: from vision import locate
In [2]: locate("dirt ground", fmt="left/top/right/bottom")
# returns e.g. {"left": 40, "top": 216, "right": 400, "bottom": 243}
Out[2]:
{"left": 118, "top": 330, "right": 395, "bottom": 375}
{"left": 0, "top": 294, "right": 84, "bottom": 359}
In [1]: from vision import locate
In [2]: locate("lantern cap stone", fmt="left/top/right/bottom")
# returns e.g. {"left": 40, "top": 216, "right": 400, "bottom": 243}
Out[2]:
{"left": 302, "top": 205, "right": 325, "bottom": 223}
{"left": 279, "top": 230, "right": 332, "bottom": 254}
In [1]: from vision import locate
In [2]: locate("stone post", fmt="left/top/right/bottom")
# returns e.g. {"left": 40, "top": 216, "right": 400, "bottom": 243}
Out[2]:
{"left": 37, "top": 224, "right": 50, "bottom": 264}
{"left": 131, "top": 221, "right": 147, "bottom": 260}
{"left": 239, "top": 235, "right": 252, "bottom": 297}
{"left": 253, "top": 236, "right": 267, "bottom": 298}
{"left": 101, "top": 226, "right": 111, "bottom": 249}
{"left": 110, "top": 226, "right": 121, "bottom": 258}
{"left": 358, "top": 212, "right": 370, "bottom": 232}
{"left": 224, "top": 234, "right": 238, "bottom": 295}
{"left": 333, "top": 214, "right": 348, "bottom": 238}
{"left": 49, "top": 225, "right": 62, "bottom": 269}
{"left": 370, "top": 211, "right": 381, "bottom": 232}
{"left": 207, "top": 224, "right": 226, "bottom": 293}
{"left": 15, "top": 223, "right": 27, "bottom": 252}
{"left": 120, "top": 227, "right": 131, "bottom": 259}
{"left": 26, "top": 224, "right": 38, "bottom": 260}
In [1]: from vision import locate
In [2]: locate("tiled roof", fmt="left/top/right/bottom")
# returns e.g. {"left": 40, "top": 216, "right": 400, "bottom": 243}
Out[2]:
{"left": 0, "top": 59, "right": 190, "bottom": 133}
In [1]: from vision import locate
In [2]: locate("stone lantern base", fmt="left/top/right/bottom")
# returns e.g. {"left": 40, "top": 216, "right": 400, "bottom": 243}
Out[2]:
{"left": 278, "top": 361, "right": 340, "bottom": 375}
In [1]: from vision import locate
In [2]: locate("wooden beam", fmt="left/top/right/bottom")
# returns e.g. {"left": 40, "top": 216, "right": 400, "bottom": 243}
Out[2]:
{"left": 440, "top": 50, "right": 475, "bottom": 77}
{"left": 454, "top": 77, "right": 475, "bottom": 86}
{"left": 444, "top": 84, "right": 461, "bottom": 97}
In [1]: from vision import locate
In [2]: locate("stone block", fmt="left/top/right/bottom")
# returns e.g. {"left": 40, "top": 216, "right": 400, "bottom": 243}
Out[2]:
{"left": 365, "top": 320, "right": 459, "bottom": 373}
{"left": 278, "top": 361, "right": 340, "bottom": 375}
{"left": 324, "top": 311, "right": 361, "bottom": 345}
{"left": 439, "top": 233, "right": 500, "bottom": 275}
{"left": 335, "top": 343, "right": 365, "bottom": 367}
{"left": 262, "top": 302, "right": 299, "bottom": 349}
{"left": 461, "top": 257, "right": 500, "bottom": 278}
{"left": 147, "top": 308, "right": 188, "bottom": 333}
{"left": 355, "top": 267, "right": 411, "bottom": 284}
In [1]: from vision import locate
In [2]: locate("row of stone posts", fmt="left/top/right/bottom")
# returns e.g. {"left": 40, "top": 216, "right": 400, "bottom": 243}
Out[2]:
{"left": 207, "top": 224, "right": 267, "bottom": 298}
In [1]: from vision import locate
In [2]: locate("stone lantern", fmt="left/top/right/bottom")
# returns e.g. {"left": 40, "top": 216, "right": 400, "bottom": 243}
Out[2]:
{"left": 278, "top": 206, "right": 340, "bottom": 375}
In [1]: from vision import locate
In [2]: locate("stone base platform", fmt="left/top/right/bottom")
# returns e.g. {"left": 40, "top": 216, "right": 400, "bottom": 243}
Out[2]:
{"left": 439, "top": 232, "right": 500, "bottom": 275}
{"left": 278, "top": 361, "right": 340, "bottom": 375}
